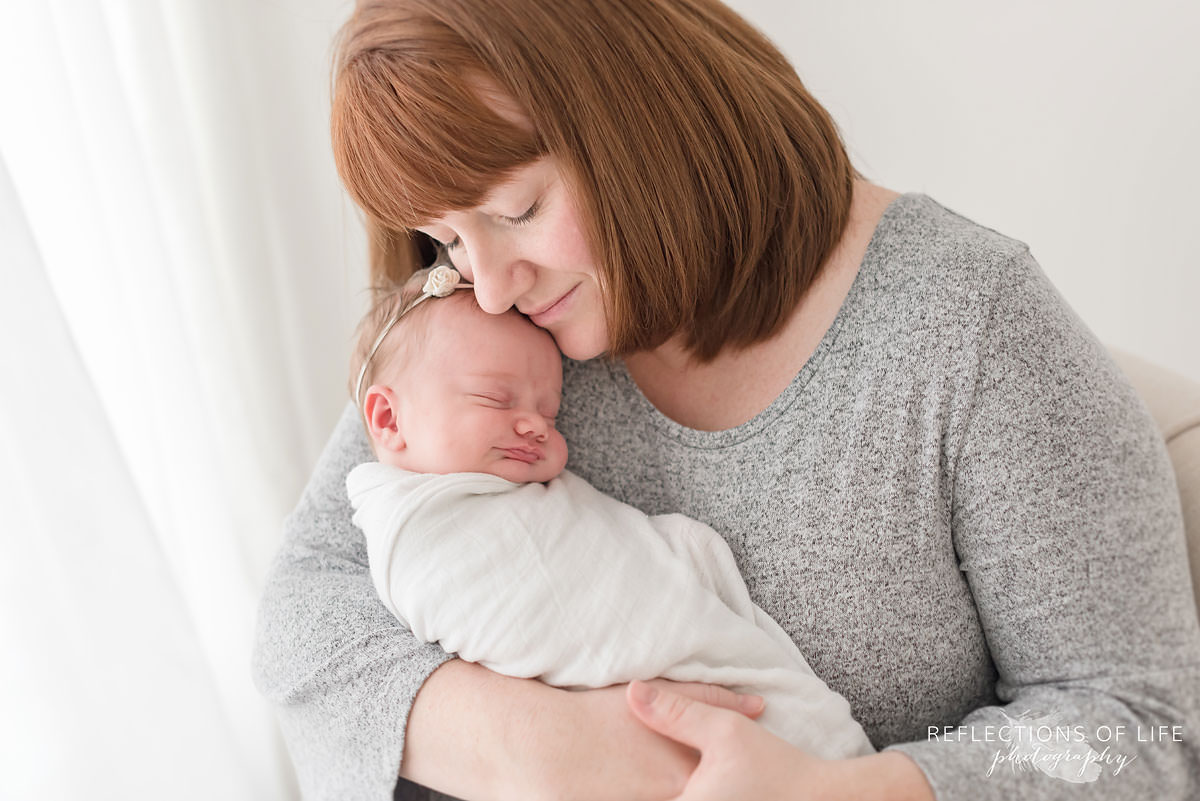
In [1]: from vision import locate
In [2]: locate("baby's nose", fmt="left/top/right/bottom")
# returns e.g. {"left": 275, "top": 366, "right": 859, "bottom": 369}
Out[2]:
{"left": 515, "top": 414, "right": 548, "bottom": 441}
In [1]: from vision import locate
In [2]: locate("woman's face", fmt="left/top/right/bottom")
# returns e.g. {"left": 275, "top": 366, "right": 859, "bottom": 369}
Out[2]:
{"left": 414, "top": 157, "right": 609, "bottom": 361}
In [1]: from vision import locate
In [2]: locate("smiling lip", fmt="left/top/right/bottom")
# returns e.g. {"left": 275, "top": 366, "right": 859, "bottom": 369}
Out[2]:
{"left": 525, "top": 284, "right": 579, "bottom": 326}
{"left": 501, "top": 447, "right": 542, "bottom": 463}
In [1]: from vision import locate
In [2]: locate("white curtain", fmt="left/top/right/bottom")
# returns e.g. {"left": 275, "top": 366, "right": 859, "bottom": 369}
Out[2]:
{"left": 0, "top": 1, "right": 363, "bottom": 798}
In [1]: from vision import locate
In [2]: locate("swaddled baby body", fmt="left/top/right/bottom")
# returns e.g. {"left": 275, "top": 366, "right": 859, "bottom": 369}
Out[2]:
{"left": 347, "top": 266, "right": 875, "bottom": 760}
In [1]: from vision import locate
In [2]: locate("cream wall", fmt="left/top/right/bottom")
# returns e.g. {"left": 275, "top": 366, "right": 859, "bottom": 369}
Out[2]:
{"left": 728, "top": 0, "right": 1200, "bottom": 382}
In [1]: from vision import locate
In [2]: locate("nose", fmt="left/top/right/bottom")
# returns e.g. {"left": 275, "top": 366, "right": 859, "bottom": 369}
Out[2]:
{"left": 514, "top": 411, "right": 548, "bottom": 442}
{"left": 457, "top": 232, "right": 534, "bottom": 314}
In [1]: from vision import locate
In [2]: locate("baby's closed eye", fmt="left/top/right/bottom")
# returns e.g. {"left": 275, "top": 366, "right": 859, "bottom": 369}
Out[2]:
{"left": 470, "top": 393, "right": 510, "bottom": 407}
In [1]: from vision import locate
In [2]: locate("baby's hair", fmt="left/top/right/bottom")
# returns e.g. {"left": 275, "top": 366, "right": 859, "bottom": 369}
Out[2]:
{"left": 349, "top": 268, "right": 483, "bottom": 409}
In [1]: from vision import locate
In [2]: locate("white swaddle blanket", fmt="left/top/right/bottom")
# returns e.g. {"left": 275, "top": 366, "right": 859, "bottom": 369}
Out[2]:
{"left": 347, "top": 463, "right": 875, "bottom": 759}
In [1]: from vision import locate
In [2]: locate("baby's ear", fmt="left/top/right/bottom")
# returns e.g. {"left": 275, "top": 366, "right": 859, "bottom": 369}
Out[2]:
{"left": 363, "top": 385, "right": 406, "bottom": 453}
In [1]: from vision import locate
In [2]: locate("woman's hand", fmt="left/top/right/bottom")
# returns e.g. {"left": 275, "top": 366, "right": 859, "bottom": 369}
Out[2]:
{"left": 537, "top": 677, "right": 767, "bottom": 801}
{"left": 625, "top": 680, "right": 937, "bottom": 801}
{"left": 625, "top": 680, "right": 821, "bottom": 800}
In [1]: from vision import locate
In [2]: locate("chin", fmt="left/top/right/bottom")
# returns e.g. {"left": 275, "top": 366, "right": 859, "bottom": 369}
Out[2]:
{"left": 551, "top": 327, "right": 608, "bottom": 361}
{"left": 496, "top": 468, "right": 547, "bottom": 484}
{"left": 491, "top": 457, "right": 566, "bottom": 485}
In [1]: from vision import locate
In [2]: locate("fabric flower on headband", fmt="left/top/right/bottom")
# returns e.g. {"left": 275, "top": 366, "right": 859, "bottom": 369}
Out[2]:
{"left": 423, "top": 264, "right": 461, "bottom": 297}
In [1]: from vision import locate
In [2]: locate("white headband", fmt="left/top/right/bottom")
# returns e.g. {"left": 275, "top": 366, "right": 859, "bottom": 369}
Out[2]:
{"left": 354, "top": 259, "right": 473, "bottom": 410}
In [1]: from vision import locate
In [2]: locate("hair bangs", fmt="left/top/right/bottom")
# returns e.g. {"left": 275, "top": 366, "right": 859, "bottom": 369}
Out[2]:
{"left": 332, "top": 16, "right": 543, "bottom": 231}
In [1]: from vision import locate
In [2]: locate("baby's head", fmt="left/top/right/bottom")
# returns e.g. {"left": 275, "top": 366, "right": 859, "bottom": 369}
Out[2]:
{"left": 351, "top": 269, "right": 568, "bottom": 484}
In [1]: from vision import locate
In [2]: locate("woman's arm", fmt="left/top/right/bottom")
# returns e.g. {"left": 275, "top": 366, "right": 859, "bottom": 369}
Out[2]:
{"left": 884, "top": 249, "right": 1200, "bottom": 798}
{"left": 403, "top": 661, "right": 744, "bottom": 801}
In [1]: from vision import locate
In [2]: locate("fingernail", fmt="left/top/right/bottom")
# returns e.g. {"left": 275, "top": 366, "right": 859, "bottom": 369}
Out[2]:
{"left": 742, "top": 695, "right": 765, "bottom": 713}
{"left": 630, "top": 681, "right": 657, "bottom": 704}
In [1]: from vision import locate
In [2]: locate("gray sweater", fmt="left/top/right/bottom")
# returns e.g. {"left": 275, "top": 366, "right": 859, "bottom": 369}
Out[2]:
{"left": 252, "top": 194, "right": 1200, "bottom": 800}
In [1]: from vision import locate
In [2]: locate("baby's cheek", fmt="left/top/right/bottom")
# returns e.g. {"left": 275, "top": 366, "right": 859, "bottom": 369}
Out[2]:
{"left": 552, "top": 432, "right": 569, "bottom": 472}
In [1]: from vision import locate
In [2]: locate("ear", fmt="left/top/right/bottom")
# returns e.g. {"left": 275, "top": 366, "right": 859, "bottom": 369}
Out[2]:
{"left": 363, "top": 385, "right": 406, "bottom": 454}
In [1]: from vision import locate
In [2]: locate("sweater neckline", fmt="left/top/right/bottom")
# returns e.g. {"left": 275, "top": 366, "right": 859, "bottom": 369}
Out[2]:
{"left": 605, "top": 192, "right": 921, "bottom": 449}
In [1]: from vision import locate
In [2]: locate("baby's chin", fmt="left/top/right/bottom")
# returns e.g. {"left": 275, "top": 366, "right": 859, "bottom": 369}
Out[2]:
{"left": 484, "top": 458, "right": 565, "bottom": 485}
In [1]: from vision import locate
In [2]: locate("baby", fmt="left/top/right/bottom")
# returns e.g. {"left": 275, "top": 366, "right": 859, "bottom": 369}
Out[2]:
{"left": 346, "top": 263, "right": 875, "bottom": 760}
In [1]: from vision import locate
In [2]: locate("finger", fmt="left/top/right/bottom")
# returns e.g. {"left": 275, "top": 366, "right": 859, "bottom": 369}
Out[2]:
{"left": 654, "top": 680, "right": 765, "bottom": 719}
{"left": 627, "top": 680, "right": 733, "bottom": 752}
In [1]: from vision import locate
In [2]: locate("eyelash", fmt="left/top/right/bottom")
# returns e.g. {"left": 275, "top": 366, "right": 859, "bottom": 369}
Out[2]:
{"left": 473, "top": 394, "right": 509, "bottom": 406}
{"left": 440, "top": 201, "right": 540, "bottom": 251}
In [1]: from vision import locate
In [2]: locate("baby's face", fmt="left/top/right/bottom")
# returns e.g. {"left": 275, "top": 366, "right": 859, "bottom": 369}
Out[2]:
{"left": 381, "top": 297, "right": 568, "bottom": 483}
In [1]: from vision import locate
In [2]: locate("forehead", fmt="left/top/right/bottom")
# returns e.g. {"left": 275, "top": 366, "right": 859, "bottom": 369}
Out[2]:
{"left": 426, "top": 298, "right": 560, "bottom": 373}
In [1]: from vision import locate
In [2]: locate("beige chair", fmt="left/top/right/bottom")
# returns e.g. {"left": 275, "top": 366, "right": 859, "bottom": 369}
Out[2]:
{"left": 1109, "top": 348, "right": 1200, "bottom": 618}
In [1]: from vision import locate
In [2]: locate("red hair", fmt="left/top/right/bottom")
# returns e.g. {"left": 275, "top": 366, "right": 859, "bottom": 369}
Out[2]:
{"left": 332, "top": 0, "right": 856, "bottom": 361}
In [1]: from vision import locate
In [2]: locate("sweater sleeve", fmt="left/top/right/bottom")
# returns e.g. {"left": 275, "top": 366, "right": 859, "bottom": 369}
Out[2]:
{"left": 886, "top": 248, "right": 1200, "bottom": 798}
{"left": 251, "top": 403, "right": 455, "bottom": 801}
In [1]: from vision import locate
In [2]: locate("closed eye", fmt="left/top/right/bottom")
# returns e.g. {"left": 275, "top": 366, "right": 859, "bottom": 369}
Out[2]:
{"left": 471, "top": 394, "right": 510, "bottom": 407}
{"left": 433, "top": 201, "right": 537, "bottom": 250}
{"left": 500, "top": 201, "right": 539, "bottom": 226}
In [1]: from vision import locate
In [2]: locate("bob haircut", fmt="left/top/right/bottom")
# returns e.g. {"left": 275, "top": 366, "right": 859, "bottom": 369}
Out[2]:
{"left": 332, "top": 0, "right": 856, "bottom": 362}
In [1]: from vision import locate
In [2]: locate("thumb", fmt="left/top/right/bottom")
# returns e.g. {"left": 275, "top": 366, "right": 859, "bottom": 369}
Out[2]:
{"left": 627, "top": 680, "right": 722, "bottom": 752}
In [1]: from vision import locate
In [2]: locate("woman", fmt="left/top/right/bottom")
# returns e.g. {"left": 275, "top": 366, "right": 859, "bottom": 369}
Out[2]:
{"left": 252, "top": 1, "right": 1200, "bottom": 799}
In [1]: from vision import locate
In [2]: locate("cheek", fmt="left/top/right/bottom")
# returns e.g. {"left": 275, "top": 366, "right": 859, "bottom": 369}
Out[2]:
{"left": 551, "top": 431, "right": 569, "bottom": 465}
{"left": 450, "top": 408, "right": 496, "bottom": 448}
{"left": 566, "top": 232, "right": 598, "bottom": 280}
{"left": 546, "top": 202, "right": 598, "bottom": 278}
{"left": 551, "top": 299, "right": 609, "bottom": 360}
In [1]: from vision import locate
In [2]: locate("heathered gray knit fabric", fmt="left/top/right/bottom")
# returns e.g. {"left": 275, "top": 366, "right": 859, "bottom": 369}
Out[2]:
{"left": 253, "top": 193, "right": 1200, "bottom": 800}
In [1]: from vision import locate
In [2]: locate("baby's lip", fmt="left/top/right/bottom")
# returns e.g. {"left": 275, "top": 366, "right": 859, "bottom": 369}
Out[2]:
{"left": 501, "top": 446, "right": 542, "bottom": 463}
